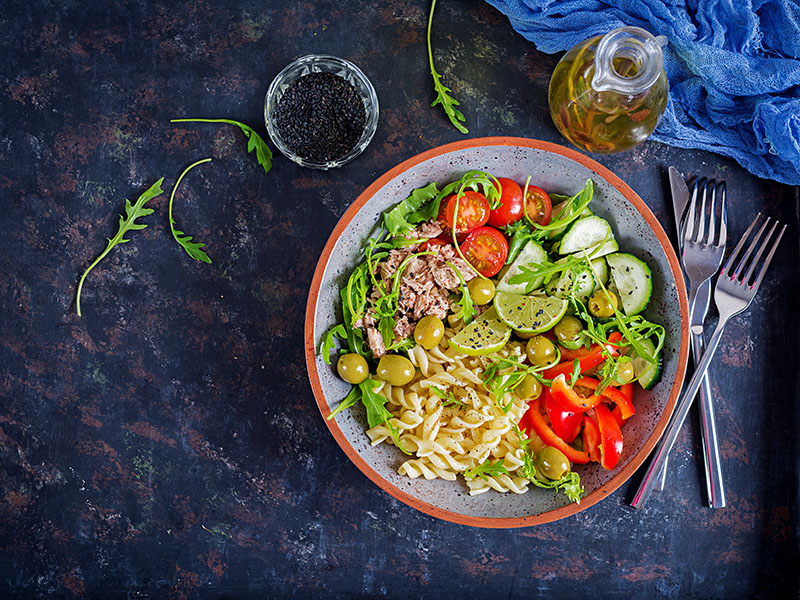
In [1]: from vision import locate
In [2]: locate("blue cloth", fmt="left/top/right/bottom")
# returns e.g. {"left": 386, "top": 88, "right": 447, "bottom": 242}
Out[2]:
{"left": 486, "top": 0, "right": 800, "bottom": 185}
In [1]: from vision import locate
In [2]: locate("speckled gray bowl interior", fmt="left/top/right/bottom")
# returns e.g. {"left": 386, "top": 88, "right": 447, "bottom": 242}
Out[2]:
{"left": 311, "top": 143, "right": 683, "bottom": 522}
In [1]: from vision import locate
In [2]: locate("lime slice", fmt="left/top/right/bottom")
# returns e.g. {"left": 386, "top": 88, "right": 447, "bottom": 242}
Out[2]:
{"left": 448, "top": 307, "right": 511, "bottom": 356}
{"left": 493, "top": 291, "right": 568, "bottom": 334}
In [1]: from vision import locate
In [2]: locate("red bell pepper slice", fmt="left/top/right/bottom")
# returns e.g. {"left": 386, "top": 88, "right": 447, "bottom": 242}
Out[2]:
{"left": 582, "top": 412, "right": 602, "bottom": 463}
{"left": 611, "top": 406, "right": 628, "bottom": 428}
{"left": 550, "top": 374, "right": 604, "bottom": 412}
{"left": 544, "top": 388, "right": 582, "bottom": 444}
{"left": 595, "top": 404, "right": 624, "bottom": 470}
{"left": 543, "top": 332, "right": 622, "bottom": 380}
{"left": 528, "top": 398, "right": 589, "bottom": 464}
{"left": 617, "top": 383, "right": 635, "bottom": 419}
{"left": 573, "top": 378, "right": 636, "bottom": 420}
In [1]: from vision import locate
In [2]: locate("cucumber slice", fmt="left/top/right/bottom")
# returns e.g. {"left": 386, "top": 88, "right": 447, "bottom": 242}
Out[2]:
{"left": 606, "top": 252, "right": 653, "bottom": 315}
{"left": 547, "top": 200, "right": 593, "bottom": 240}
{"left": 544, "top": 257, "right": 608, "bottom": 302}
{"left": 496, "top": 240, "right": 548, "bottom": 294}
{"left": 544, "top": 258, "right": 574, "bottom": 298}
{"left": 588, "top": 257, "right": 609, "bottom": 287}
{"left": 631, "top": 337, "right": 662, "bottom": 390}
{"left": 558, "top": 216, "right": 615, "bottom": 255}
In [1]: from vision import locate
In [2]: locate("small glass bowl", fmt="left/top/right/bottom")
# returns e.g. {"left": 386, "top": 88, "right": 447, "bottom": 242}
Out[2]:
{"left": 264, "top": 54, "right": 379, "bottom": 170}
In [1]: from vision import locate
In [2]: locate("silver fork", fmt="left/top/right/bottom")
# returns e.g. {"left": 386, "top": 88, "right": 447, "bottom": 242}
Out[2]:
{"left": 632, "top": 213, "right": 786, "bottom": 509}
{"left": 659, "top": 179, "right": 728, "bottom": 506}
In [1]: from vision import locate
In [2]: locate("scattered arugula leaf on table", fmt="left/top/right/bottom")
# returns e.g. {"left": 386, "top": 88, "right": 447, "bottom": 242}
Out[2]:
{"left": 75, "top": 178, "right": 165, "bottom": 317}
{"left": 427, "top": 0, "right": 468, "bottom": 134}
{"left": 169, "top": 158, "right": 213, "bottom": 263}
{"left": 170, "top": 118, "right": 273, "bottom": 174}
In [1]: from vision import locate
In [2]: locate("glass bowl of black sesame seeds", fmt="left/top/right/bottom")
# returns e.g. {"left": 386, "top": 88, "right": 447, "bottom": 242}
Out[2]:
{"left": 265, "top": 54, "right": 379, "bottom": 170}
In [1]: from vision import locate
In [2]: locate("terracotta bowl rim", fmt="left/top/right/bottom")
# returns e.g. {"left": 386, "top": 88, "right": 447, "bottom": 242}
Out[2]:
{"left": 304, "top": 136, "right": 689, "bottom": 528}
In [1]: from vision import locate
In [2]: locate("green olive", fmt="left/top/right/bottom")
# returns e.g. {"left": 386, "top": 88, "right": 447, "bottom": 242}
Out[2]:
{"left": 467, "top": 278, "right": 496, "bottom": 306}
{"left": 336, "top": 353, "right": 369, "bottom": 384}
{"left": 588, "top": 289, "right": 619, "bottom": 318}
{"left": 554, "top": 315, "right": 584, "bottom": 344}
{"left": 526, "top": 336, "right": 557, "bottom": 366}
{"left": 514, "top": 330, "right": 537, "bottom": 340}
{"left": 535, "top": 446, "right": 570, "bottom": 481}
{"left": 614, "top": 360, "right": 635, "bottom": 384}
{"left": 414, "top": 315, "right": 445, "bottom": 349}
{"left": 377, "top": 354, "right": 415, "bottom": 386}
{"left": 515, "top": 374, "right": 542, "bottom": 399}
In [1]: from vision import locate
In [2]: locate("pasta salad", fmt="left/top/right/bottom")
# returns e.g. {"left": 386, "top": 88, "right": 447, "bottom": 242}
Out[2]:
{"left": 320, "top": 170, "right": 665, "bottom": 503}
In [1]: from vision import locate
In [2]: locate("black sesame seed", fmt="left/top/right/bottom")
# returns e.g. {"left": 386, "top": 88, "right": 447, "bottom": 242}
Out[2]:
{"left": 274, "top": 72, "right": 367, "bottom": 162}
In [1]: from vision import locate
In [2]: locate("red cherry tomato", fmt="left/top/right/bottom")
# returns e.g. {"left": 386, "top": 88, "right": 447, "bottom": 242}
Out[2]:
{"left": 524, "top": 185, "right": 553, "bottom": 226}
{"left": 488, "top": 178, "right": 524, "bottom": 228}
{"left": 439, "top": 191, "right": 490, "bottom": 237}
{"left": 460, "top": 226, "right": 509, "bottom": 278}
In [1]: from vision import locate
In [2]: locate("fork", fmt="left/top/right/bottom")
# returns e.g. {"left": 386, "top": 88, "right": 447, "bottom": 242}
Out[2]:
{"left": 631, "top": 213, "right": 786, "bottom": 509}
{"left": 659, "top": 179, "right": 728, "bottom": 507}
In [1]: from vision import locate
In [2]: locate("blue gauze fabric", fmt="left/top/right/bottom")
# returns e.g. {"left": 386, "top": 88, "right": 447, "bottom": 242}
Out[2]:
{"left": 485, "top": 0, "right": 800, "bottom": 185}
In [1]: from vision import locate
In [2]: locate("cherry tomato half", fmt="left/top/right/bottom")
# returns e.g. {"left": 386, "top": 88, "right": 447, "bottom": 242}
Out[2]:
{"left": 460, "top": 226, "right": 509, "bottom": 278}
{"left": 439, "top": 191, "right": 490, "bottom": 237}
{"left": 524, "top": 185, "right": 553, "bottom": 226}
{"left": 487, "top": 177, "right": 524, "bottom": 228}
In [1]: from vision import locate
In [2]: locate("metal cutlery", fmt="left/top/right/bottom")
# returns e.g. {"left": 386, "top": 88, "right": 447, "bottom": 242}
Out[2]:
{"left": 660, "top": 171, "right": 728, "bottom": 507}
{"left": 632, "top": 213, "right": 786, "bottom": 509}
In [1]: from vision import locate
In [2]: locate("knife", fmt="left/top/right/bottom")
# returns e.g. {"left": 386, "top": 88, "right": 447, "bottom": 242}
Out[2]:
{"left": 663, "top": 168, "right": 726, "bottom": 507}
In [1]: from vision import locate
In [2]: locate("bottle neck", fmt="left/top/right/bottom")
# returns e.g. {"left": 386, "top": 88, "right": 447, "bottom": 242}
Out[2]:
{"left": 591, "top": 26, "right": 666, "bottom": 94}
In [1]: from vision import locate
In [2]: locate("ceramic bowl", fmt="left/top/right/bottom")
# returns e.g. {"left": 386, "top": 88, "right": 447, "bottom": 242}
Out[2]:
{"left": 305, "top": 137, "right": 689, "bottom": 527}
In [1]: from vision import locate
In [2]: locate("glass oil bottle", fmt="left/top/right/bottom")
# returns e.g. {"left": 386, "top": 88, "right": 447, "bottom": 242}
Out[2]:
{"left": 548, "top": 26, "right": 669, "bottom": 153}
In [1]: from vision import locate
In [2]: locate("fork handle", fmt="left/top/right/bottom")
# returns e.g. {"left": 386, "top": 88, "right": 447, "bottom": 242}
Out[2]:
{"left": 693, "top": 332, "right": 727, "bottom": 508}
{"left": 631, "top": 315, "right": 730, "bottom": 509}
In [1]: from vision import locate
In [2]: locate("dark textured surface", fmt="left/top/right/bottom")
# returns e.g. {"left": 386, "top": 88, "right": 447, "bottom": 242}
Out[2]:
{"left": 0, "top": 1, "right": 797, "bottom": 598}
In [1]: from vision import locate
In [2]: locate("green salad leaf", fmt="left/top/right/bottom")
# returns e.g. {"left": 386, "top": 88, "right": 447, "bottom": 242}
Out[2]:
{"left": 464, "top": 459, "right": 508, "bottom": 481}
{"left": 75, "top": 178, "right": 165, "bottom": 316}
{"left": 170, "top": 118, "right": 273, "bottom": 174}
{"left": 383, "top": 182, "right": 440, "bottom": 236}
{"left": 427, "top": 0, "right": 468, "bottom": 134}
{"left": 169, "top": 158, "right": 213, "bottom": 263}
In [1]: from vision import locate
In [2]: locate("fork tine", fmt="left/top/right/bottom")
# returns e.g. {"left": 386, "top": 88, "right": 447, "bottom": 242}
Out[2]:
{"left": 742, "top": 219, "right": 778, "bottom": 284}
{"left": 748, "top": 223, "right": 785, "bottom": 290}
{"left": 717, "top": 181, "right": 727, "bottom": 246}
{"left": 684, "top": 179, "right": 700, "bottom": 243}
{"left": 696, "top": 179, "right": 708, "bottom": 243}
{"left": 706, "top": 179, "right": 717, "bottom": 245}
{"left": 733, "top": 217, "right": 770, "bottom": 280}
{"left": 721, "top": 213, "right": 761, "bottom": 275}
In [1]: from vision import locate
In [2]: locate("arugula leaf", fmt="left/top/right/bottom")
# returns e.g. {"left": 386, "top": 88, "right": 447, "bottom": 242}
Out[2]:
{"left": 170, "top": 118, "right": 273, "bottom": 174}
{"left": 320, "top": 324, "right": 348, "bottom": 365}
{"left": 383, "top": 182, "right": 440, "bottom": 236}
{"left": 464, "top": 459, "right": 509, "bottom": 481}
{"left": 327, "top": 384, "right": 361, "bottom": 420}
{"left": 360, "top": 378, "right": 394, "bottom": 429}
{"left": 503, "top": 220, "right": 535, "bottom": 264}
{"left": 569, "top": 359, "right": 582, "bottom": 386}
{"left": 445, "top": 261, "right": 475, "bottom": 325}
{"left": 427, "top": 0, "right": 468, "bottom": 134}
{"left": 429, "top": 385, "right": 467, "bottom": 408}
{"left": 169, "top": 158, "right": 212, "bottom": 263}
{"left": 75, "top": 178, "right": 165, "bottom": 317}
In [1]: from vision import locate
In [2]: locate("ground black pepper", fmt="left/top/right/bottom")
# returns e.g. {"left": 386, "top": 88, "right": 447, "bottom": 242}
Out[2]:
{"left": 274, "top": 72, "right": 367, "bottom": 162}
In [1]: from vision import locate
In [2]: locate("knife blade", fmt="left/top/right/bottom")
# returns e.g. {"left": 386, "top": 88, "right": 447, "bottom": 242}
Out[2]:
{"left": 668, "top": 166, "right": 689, "bottom": 245}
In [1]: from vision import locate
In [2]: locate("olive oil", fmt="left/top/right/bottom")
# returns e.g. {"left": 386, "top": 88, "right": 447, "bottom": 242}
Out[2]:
{"left": 549, "top": 27, "right": 669, "bottom": 154}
